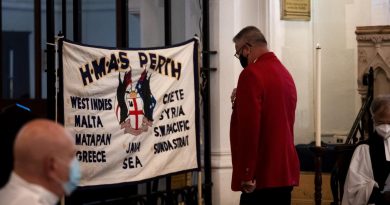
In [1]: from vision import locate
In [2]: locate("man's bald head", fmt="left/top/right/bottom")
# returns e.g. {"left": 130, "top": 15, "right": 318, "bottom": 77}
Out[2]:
{"left": 13, "top": 119, "right": 75, "bottom": 196}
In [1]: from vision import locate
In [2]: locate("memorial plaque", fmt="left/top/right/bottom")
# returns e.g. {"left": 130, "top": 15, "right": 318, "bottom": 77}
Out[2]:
{"left": 281, "top": 0, "right": 311, "bottom": 21}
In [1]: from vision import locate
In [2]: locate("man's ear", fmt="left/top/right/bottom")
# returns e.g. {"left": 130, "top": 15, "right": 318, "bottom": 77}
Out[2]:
{"left": 244, "top": 45, "right": 251, "bottom": 57}
{"left": 44, "top": 157, "right": 57, "bottom": 180}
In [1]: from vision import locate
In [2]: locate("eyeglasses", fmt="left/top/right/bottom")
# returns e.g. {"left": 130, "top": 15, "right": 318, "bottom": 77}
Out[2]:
{"left": 234, "top": 43, "right": 252, "bottom": 59}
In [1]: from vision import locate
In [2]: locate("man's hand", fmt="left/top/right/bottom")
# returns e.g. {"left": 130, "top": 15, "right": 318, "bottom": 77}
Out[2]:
{"left": 241, "top": 180, "right": 256, "bottom": 193}
{"left": 231, "top": 88, "right": 237, "bottom": 105}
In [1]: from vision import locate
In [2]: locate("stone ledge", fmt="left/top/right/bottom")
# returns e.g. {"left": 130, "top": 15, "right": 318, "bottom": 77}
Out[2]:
{"left": 356, "top": 25, "right": 390, "bottom": 35}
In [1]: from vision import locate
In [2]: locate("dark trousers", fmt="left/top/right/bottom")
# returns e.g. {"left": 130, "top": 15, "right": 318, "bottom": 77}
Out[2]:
{"left": 240, "top": 186, "right": 293, "bottom": 205}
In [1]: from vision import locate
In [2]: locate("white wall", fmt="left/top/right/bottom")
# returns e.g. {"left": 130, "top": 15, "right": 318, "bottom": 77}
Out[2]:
{"left": 208, "top": 1, "right": 236, "bottom": 204}
{"left": 268, "top": 0, "right": 315, "bottom": 144}
{"left": 315, "top": 0, "right": 371, "bottom": 141}
{"left": 267, "top": 0, "right": 373, "bottom": 144}
{"left": 372, "top": 0, "right": 390, "bottom": 24}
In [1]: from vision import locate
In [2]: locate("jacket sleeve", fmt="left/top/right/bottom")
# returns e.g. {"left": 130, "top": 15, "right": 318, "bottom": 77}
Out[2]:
{"left": 341, "top": 145, "right": 378, "bottom": 205}
{"left": 234, "top": 69, "right": 263, "bottom": 181}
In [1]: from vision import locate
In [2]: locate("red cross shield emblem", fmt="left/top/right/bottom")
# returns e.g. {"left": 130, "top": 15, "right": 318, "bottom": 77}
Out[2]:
{"left": 126, "top": 91, "right": 144, "bottom": 130}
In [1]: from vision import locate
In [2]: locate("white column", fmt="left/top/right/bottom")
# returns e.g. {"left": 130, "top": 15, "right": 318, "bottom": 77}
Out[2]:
{"left": 209, "top": 1, "right": 237, "bottom": 204}
{"left": 208, "top": 1, "right": 269, "bottom": 204}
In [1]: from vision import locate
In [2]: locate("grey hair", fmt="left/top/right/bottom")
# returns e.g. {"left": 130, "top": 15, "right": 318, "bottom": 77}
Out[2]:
{"left": 232, "top": 26, "right": 267, "bottom": 45}
{"left": 370, "top": 94, "right": 390, "bottom": 116}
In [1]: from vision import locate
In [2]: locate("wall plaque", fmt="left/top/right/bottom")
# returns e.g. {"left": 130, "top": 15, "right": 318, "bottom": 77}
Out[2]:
{"left": 281, "top": 0, "right": 311, "bottom": 21}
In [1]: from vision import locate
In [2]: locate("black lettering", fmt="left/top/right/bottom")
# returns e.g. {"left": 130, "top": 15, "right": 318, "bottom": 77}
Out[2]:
{"left": 165, "top": 58, "right": 172, "bottom": 76}
{"left": 70, "top": 96, "right": 78, "bottom": 109}
{"left": 79, "top": 64, "right": 93, "bottom": 86}
{"left": 75, "top": 133, "right": 81, "bottom": 145}
{"left": 163, "top": 93, "right": 169, "bottom": 104}
{"left": 171, "top": 61, "right": 181, "bottom": 80}
{"left": 149, "top": 53, "right": 157, "bottom": 69}
{"left": 123, "top": 159, "right": 127, "bottom": 169}
{"left": 119, "top": 52, "right": 129, "bottom": 69}
{"left": 122, "top": 156, "right": 143, "bottom": 169}
{"left": 162, "top": 89, "right": 184, "bottom": 105}
{"left": 139, "top": 52, "right": 148, "bottom": 68}
{"left": 154, "top": 143, "right": 158, "bottom": 154}
{"left": 164, "top": 108, "right": 170, "bottom": 119}
{"left": 159, "top": 125, "right": 166, "bottom": 137}
{"left": 83, "top": 151, "right": 87, "bottom": 162}
{"left": 76, "top": 151, "right": 82, "bottom": 161}
{"left": 185, "top": 120, "right": 190, "bottom": 130}
{"left": 96, "top": 151, "right": 102, "bottom": 162}
{"left": 159, "top": 113, "right": 163, "bottom": 120}
{"left": 154, "top": 138, "right": 188, "bottom": 154}
{"left": 179, "top": 89, "right": 184, "bottom": 100}
{"left": 106, "top": 99, "right": 112, "bottom": 110}
{"left": 136, "top": 156, "right": 142, "bottom": 167}
{"left": 171, "top": 107, "right": 176, "bottom": 117}
{"left": 76, "top": 150, "right": 106, "bottom": 163}
{"left": 74, "top": 115, "right": 104, "bottom": 128}
{"left": 92, "top": 57, "right": 106, "bottom": 80}
{"left": 154, "top": 127, "right": 160, "bottom": 137}
{"left": 75, "top": 115, "right": 81, "bottom": 127}
{"left": 178, "top": 106, "right": 185, "bottom": 116}
{"left": 125, "top": 142, "right": 141, "bottom": 154}
{"left": 107, "top": 54, "right": 119, "bottom": 73}
{"left": 156, "top": 55, "right": 166, "bottom": 74}
{"left": 74, "top": 133, "right": 111, "bottom": 146}
{"left": 156, "top": 120, "right": 190, "bottom": 137}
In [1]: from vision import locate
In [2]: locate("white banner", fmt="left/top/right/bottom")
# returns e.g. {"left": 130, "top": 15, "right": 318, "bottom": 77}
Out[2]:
{"left": 62, "top": 39, "right": 200, "bottom": 186}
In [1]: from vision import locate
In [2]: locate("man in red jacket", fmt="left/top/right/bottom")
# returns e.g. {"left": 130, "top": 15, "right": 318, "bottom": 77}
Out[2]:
{"left": 230, "top": 26, "right": 300, "bottom": 205}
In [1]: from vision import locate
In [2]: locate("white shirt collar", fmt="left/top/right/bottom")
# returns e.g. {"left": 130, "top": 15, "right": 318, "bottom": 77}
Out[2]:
{"left": 11, "top": 172, "right": 59, "bottom": 205}
{"left": 384, "top": 137, "right": 390, "bottom": 161}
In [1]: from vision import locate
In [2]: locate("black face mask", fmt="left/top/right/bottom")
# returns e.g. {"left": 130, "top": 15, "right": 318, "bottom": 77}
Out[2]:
{"left": 239, "top": 54, "right": 248, "bottom": 68}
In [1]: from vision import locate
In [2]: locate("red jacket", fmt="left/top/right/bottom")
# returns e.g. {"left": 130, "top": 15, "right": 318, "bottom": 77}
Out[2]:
{"left": 230, "top": 52, "right": 300, "bottom": 191}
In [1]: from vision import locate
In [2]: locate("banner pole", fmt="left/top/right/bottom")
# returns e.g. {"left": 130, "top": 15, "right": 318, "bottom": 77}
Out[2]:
{"left": 54, "top": 36, "right": 59, "bottom": 123}
{"left": 198, "top": 171, "right": 202, "bottom": 205}
{"left": 54, "top": 34, "right": 64, "bottom": 205}
{"left": 54, "top": 34, "right": 65, "bottom": 124}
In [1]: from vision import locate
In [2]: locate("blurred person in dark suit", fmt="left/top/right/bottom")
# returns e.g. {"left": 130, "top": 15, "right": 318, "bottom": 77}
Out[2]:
{"left": 0, "top": 103, "right": 36, "bottom": 188}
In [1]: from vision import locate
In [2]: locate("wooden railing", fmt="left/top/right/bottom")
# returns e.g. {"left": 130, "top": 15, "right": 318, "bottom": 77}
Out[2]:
{"left": 345, "top": 67, "right": 374, "bottom": 144}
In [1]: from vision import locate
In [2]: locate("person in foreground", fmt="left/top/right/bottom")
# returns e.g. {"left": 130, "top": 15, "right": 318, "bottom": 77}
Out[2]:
{"left": 343, "top": 95, "right": 390, "bottom": 205}
{"left": 230, "top": 26, "right": 300, "bottom": 205}
{"left": 0, "top": 119, "right": 81, "bottom": 205}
